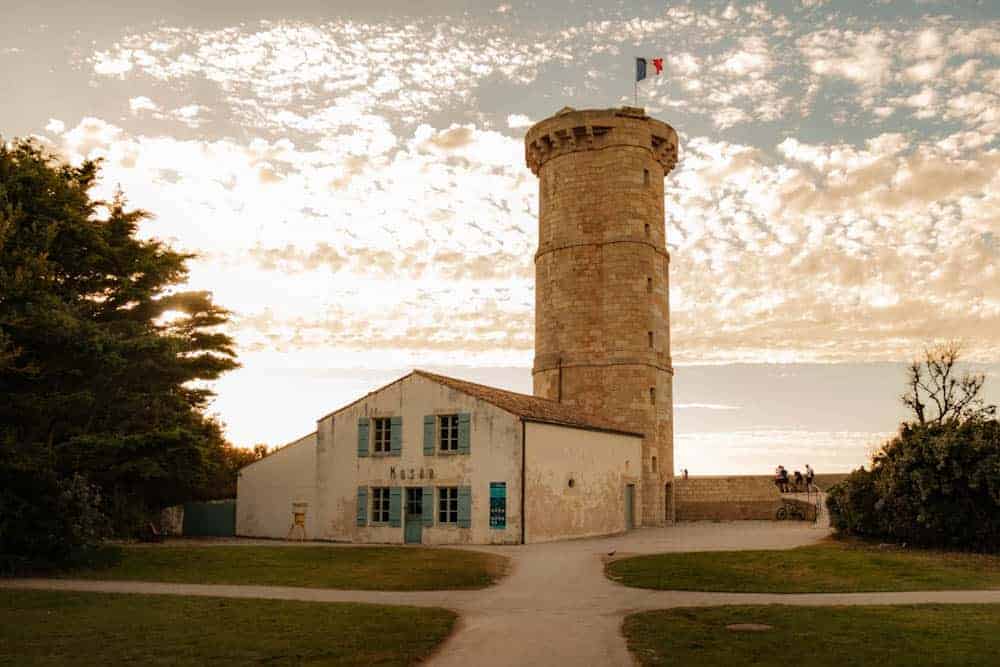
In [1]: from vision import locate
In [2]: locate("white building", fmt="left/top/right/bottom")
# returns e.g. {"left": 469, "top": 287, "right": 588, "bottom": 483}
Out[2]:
{"left": 237, "top": 370, "right": 643, "bottom": 544}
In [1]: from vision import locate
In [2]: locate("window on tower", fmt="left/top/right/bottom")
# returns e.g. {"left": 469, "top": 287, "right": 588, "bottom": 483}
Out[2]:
{"left": 645, "top": 223, "right": 651, "bottom": 237}
{"left": 648, "top": 331, "right": 654, "bottom": 349}
{"left": 647, "top": 277, "right": 653, "bottom": 293}
{"left": 650, "top": 387, "right": 656, "bottom": 404}
{"left": 643, "top": 168, "right": 650, "bottom": 186}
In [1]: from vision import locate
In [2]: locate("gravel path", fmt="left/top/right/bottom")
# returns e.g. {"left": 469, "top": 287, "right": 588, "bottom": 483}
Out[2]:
{"left": 6, "top": 519, "right": 999, "bottom": 666}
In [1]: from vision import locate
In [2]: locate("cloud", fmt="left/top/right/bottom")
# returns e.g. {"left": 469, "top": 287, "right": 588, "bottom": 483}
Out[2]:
{"left": 64, "top": 7, "right": 1000, "bottom": 369}
{"left": 61, "top": 117, "right": 123, "bottom": 162}
{"left": 45, "top": 119, "right": 65, "bottom": 134}
{"left": 87, "top": 19, "right": 572, "bottom": 132}
{"left": 129, "top": 96, "right": 159, "bottom": 113}
{"left": 507, "top": 113, "right": 533, "bottom": 129}
{"left": 93, "top": 50, "right": 133, "bottom": 76}
{"left": 799, "top": 29, "right": 893, "bottom": 90}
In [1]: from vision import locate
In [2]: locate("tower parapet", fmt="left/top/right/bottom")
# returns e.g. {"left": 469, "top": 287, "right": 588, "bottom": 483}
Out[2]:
{"left": 525, "top": 106, "right": 678, "bottom": 175}
{"left": 525, "top": 106, "right": 678, "bottom": 525}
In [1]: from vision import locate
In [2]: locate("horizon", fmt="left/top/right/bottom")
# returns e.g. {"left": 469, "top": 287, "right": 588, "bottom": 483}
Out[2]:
{"left": 3, "top": 0, "right": 998, "bottom": 473}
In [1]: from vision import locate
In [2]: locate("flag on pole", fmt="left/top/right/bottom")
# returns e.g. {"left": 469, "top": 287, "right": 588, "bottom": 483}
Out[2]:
{"left": 635, "top": 56, "right": 664, "bottom": 106}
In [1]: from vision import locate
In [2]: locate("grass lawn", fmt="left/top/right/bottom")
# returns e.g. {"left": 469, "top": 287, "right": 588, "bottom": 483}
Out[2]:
{"left": 0, "top": 589, "right": 455, "bottom": 666}
{"left": 624, "top": 604, "right": 1000, "bottom": 666}
{"left": 67, "top": 545, "right": 507, "bottom": 591}
{"left": 607, "top": 539, "right": 1000, "bottom": 593}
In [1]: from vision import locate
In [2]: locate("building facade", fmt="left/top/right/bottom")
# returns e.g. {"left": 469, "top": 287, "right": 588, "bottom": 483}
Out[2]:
{"left": 238, "top": 371, "right": 643, "bottom": 544}
{"left": 525, "top": 107, "right": 679, "bottom": 525}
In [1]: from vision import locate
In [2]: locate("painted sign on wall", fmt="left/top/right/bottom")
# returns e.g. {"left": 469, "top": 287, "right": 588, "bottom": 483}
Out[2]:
{"left": 489, "top": 482, "right": 506, "bottom": 529}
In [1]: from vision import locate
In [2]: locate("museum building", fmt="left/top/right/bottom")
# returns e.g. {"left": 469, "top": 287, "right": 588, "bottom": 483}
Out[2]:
{"left": 237, "top": 370, "right": 643, "bottom": 544}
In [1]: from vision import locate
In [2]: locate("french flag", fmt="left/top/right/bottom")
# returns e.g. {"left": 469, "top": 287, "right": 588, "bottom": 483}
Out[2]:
{"left": 636, "top": 57, "right": 664, "bottom": 81}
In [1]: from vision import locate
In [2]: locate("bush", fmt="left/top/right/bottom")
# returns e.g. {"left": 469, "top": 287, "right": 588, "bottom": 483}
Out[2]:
{"left": 0, "top": 459, "right": 115, "bottom": 575}
{"left": 827, "top": 420, "right": 1000, "bottom": 551}
{"left": 826, "top": 467, "right": 881, "bottom": 537}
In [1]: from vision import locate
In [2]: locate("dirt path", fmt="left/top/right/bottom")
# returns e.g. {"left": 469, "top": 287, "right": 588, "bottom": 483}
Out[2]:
{"left": 7, "top": 521, "right": 999, "bottom": 666}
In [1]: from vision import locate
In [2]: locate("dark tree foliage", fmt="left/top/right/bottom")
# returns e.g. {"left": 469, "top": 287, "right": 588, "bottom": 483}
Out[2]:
{"left": 828, "top": 346, "right": 1000, "bottom": 552}
{"left": 201, "top": 443, "right": 268, "bottom": 500}
{"left": 0, "top": 139, "right": 239, "bottom": 547}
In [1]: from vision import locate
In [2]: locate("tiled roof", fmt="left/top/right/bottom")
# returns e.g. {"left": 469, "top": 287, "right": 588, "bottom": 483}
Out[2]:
{"left": 414, "top": 370, "right": 644, "bottom": 438}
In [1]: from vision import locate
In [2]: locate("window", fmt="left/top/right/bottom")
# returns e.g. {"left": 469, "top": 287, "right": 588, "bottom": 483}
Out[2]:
{"left": 373, "top": 417, "right": 392, "bottom": 453}
{"left": 371, "top": 487, "right": 390, "bottom": 523}
{"left": 439, "top": 414, "right": 459, "bottom": 452}
{"left": 652, "top": 456, "right": 658, "bottom": 472}
{"left": 650, "top": 387, "right": 656, "bottom": 404}
{"left": 438, "top": 487, "right": 459, "bottom": 524}
{"left": 644, "top": 223, "right": 650, "bottom": 237}
{"left": 647, "top": 277, "right": 653, "bottom": 293}
{"left": 643, "top": 168, "right": 650, "bottom": 186}
{"left": 648, "top": 331, "right": 654, "bottom": 349}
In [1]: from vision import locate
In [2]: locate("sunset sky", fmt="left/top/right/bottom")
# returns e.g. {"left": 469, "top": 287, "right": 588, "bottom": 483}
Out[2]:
{"left": 3, "top": 0, "right": 998, "bottom": 473}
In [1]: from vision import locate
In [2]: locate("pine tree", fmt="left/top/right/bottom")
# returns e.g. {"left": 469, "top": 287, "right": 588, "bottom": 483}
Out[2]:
{"left": 0, "top": 139, "right": 239, "bottom": 535}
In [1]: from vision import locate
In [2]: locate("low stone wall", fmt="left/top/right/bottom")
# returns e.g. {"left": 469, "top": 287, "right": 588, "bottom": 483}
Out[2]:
{"left": 675, "top": 476, "right": 782, "bottom": 521}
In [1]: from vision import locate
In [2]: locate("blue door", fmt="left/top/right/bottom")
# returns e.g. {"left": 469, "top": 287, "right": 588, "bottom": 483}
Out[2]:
{"left": 404, "top": 488, "right": 423, "bottom": 544}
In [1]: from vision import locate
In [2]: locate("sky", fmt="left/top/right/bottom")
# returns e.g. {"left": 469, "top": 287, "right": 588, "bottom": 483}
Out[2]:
{"left": 2, "top": 0, "right": 999, "bottom": 473}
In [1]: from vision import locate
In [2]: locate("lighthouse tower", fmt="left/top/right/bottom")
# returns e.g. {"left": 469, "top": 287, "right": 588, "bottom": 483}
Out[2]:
{"left": 525, "top": 106, "right": 679, "bottom": 525}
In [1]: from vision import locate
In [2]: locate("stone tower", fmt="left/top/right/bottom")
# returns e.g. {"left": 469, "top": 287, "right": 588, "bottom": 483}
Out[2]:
{"left": 525, "top": 106, "right": 678, "bottom": 525}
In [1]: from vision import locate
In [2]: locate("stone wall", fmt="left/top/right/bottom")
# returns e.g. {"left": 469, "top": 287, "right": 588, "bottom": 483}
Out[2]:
{"left": 674, "top": 476, "right": 782, "bottom": 521}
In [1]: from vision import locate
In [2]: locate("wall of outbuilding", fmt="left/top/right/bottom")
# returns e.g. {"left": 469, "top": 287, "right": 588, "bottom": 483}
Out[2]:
{"left": 524, "top": 421, "right": 642, "bottom": 543}
{"left": 315, "top": 374, "right": 524, "bottom": 545}
{"left": 236, "top": 432, "right": 317, "bottom": 539}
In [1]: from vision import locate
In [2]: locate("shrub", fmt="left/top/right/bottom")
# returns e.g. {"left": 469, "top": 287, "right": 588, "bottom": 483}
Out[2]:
{"left": 826, "top": 467, "right": 882, "bottom": 537}
{"left": 0, "top": 459, "right": 115, "bottom": 575}
{"left": 827, "top": 420, "right": 1000, "bottom": 551}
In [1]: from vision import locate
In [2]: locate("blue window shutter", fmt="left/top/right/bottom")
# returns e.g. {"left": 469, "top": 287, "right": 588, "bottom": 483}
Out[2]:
{"left": 389, "top": 487, "right": 402, "bottom": 528}
{"left": 356, "top": 487, "right": 367, "bottom": 526}
{"left": 458, "top": 413, "right": 471, "bottom": 454}
{"left": 423, "top": 416, "right": 435, "bottom": 455}
{"left": 423, "top": 486, "right": 434, "bottom": 526}
{"left": 357, "top": 417, "right": 369, "bottom": 457}
{"left": 458, "top": 486, "right": 471, "bottom": 528}
{"left": 390, "top": 416, "right": 402, "bottom": 456}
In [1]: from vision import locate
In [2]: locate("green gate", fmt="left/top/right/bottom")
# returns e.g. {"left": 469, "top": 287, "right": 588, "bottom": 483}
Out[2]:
{"left": 182, "top": 500, "right": 236, "bottom": 537}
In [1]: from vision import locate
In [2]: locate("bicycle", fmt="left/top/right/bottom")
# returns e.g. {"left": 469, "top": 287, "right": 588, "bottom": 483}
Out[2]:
{"left": 775, "top": 500, "right": 807, "bottom": 521}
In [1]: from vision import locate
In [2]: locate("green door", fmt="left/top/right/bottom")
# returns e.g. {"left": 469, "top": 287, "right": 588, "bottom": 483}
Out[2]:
{"left": 624, "top": 484, "right": 635, "bottom": 530}
{"left": 404, "top": 488, "right": 423, "bottom": 544}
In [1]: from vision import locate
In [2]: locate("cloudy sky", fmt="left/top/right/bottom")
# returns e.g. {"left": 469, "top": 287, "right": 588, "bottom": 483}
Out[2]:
{"left": 3, "top": 0, "right": 998, "bottom": 473}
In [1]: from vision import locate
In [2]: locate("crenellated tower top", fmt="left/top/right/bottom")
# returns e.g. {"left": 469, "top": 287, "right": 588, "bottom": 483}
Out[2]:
{"left": 524, "top": 106, "right": 679, "bottom": 176}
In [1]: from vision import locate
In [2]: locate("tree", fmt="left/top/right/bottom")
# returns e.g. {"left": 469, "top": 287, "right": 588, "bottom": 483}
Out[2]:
{"left": 828, "top": 344, "right": 1000, "bottom": 551}
{"left": 0, "top": 139, "right": 239, "bottom": 539}
{"left": 902, "top": 341, "right": 996, "bottom": 425}
{"left": 200, "top": 443, "right": 269, "bottom": 500}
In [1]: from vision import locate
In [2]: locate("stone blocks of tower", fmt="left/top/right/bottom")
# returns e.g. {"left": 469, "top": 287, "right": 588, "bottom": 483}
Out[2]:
{"left": 525, "top": 106, "right": 678, "bottom": 526}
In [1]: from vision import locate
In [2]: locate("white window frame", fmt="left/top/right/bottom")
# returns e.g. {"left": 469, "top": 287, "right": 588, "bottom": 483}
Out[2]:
{"left": 373, "top": 417, "right": 392, "bottom": 454}
{"left": 438, "top": 487, "right": 458, "bottom": 524}
{"left": 371, "top": 487, "right": 390, "bottom": 523}
{"left": 439, "top": 414, "right": 459, "bottom": 452}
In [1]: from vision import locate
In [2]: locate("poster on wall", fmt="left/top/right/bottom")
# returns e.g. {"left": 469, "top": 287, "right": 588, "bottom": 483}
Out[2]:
{"left": 489, "top": 482, "right": 506, "bottom": 529}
